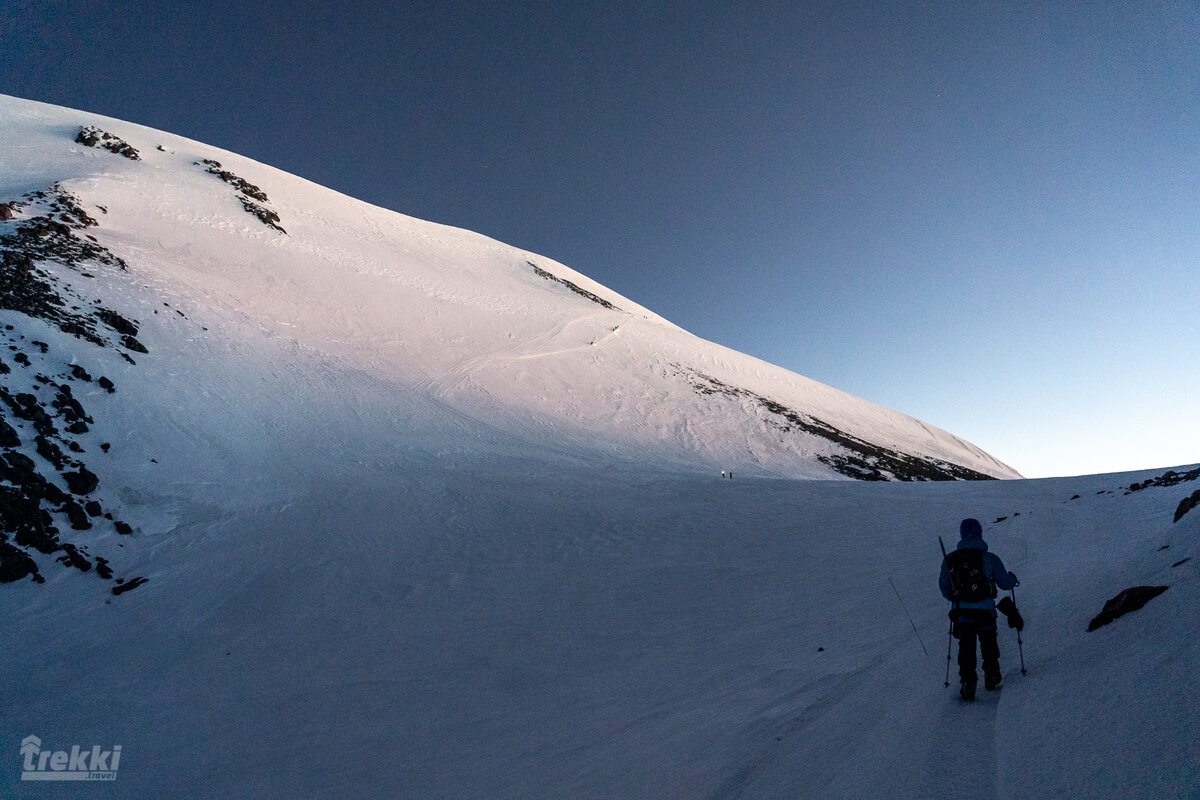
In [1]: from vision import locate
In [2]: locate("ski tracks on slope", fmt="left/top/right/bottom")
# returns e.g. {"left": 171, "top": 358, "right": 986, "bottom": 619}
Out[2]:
{"left": 414, "top": 312, "right": 630, "bottom": 399}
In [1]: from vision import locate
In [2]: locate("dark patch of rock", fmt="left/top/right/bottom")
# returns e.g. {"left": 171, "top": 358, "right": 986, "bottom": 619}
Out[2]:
{"left": 112, "top": 576, "right": 148, "bottom": 595}
{"left": 681, "top": 367, "right": 996, "bottom": 482}
{"left": 1127, "top": 467, "right": 1200, "bottom": 494}
{"left": 95, "top": 309, "right": 138, "bottom": 337}
{"left": 529, "top": 261, "right": 618, "bottom": 310}
{"left": 197, "top": 159, "right": 286, "bottom": 233}
{"left": 62, "top": 466, "right": 99, "bottom": 495}
{"left": 75, "top": 126, "right": 140, "bottom": 160}
{"left": 0, "top": 540, "right": 41, "bottom": 583}
{"left": 1087, "top": 586, "right": 1169, "bottom": 632}
{"left": 58, "top": 542, "right": 91, "bottom": 570}
{"left": 35, "top": 435, "right": 67, "bottom": 469}
{"left": 0, "top": 417, "right": 19, "bottom": 447}
{"left": 1173, "top": 489, "right": 1200, "bottom": 523}
{"left": 61, "top": 499, "right": 91, "bottom": 530}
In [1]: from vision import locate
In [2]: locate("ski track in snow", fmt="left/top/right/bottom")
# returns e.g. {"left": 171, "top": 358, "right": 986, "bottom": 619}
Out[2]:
{"left": 415, "top": 311, "right": 629, "bottom": 399}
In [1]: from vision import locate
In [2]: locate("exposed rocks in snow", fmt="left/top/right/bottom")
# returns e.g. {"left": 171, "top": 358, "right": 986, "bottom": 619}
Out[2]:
{"left": 681, "top": 368, "right": 996, "bottom": 482}
{"left": 75, "top": 126, "right": 141, "bottom": 160}
{"left": 0, "top": 335, "right": 143, "bottom": 586}
{"left": 111, "top": 575, "right": 148, "bottom": 595}
{"left": 1125, "top": 466, "right": 1200, "bottom": 494}
{"left": 0, "top": 186, "right": 145, "bottom": 353}
{"left": 529, "top": 261, "right": 618, "bottom": 310}
{"left": 0, "top": 203, "right": 14, "bottom": 221}
{"left": 0, "top": 184, "right": 146, "bottom": 589}
{"left": 1087, "top": 585, "right": 1169, "bottom": 631}
{"left": 1122, "top": 467, "right": 1200, "bottom": 524}
{"left": 196, "top": 159, "right": 286, "bottom": 233}
{"left": 0, "top": 539, "right": 40, "bottom": 583}
{"left": 1174, "top": 489, "right": 1200, "bottom": 523}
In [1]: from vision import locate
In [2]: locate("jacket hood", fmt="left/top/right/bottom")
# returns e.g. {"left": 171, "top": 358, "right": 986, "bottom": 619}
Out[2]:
{"left": 957, "top": 518, "right": 988, "bottom": 551}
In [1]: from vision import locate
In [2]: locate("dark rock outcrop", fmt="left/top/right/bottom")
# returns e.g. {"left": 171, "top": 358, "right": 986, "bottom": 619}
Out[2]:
{"left": 1087, "top": 586, "right": 1169, "bottom": 632}
{"left": 529, "top": 261, "right": 619, "bottom": 310}
{"left": 75, "top": 126, "right": 140, "bottom": 160}
{"left": 681, "top": 367, "right": 997, "bottom": 482}
{"left": 0, "top": 540, "right": 41, "bottom": 583}
{"left": 112, "top": 576, "right": 148, "bottom": 595}
{"left": 197, "top": 159, "right": 286, "bottom": 233}
{"left": 1173, "top": 489, "right": 1200, "bottom": 523}
{"left": 1127, "top": 467, "right": 1200, "bottom": 494}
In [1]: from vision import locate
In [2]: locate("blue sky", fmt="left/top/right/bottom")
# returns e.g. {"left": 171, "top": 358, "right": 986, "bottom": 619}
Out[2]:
{"left": 3, "top": 1, "right": 1197, "bottom": 478}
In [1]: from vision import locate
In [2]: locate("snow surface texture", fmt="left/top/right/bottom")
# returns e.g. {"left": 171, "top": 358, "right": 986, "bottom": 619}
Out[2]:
{"left": 0, "top": 95, "right": 1196, "bottom": 797}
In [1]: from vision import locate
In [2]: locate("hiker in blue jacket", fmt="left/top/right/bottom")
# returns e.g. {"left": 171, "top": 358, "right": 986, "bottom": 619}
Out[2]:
{"left": 940, "top": 518, "right": 1019, "bottom": 700}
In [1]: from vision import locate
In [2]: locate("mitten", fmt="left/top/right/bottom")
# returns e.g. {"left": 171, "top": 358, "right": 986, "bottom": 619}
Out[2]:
{"left": 996, "top": 595, "right": 1024, "bottom": 631}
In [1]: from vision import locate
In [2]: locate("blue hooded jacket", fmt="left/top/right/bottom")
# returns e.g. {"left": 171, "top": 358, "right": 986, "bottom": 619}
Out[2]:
{"left": 939, "top": 518, "right": 1016, "bottom": 613}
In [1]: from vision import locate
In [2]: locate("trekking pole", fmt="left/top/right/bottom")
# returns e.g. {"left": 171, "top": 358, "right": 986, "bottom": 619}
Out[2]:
{"left": 1012, "top": 587, "right": 1027, "bottom": 675}
{"left": 944, "top": 619, "right": 954, "bottom": 687}
{"left": 939, "top": 536, "right": 957, "bottom": 687}
{"left": 889, "top": 577, "right": 928, "bottom": 656}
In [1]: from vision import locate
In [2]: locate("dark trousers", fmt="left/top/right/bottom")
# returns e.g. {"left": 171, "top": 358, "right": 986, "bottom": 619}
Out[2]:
{"left": 953, "top": 610, "right": 1001, "bottom": 686}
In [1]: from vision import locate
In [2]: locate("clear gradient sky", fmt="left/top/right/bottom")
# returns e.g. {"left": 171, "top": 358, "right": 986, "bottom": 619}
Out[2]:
{"left": 3, "top": 1, "right": 1198, "bottom": 478}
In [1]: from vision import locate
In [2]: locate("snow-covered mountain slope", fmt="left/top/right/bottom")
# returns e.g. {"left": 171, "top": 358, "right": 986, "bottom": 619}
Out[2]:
{"left": 0, "top": 94, "right": 1017, "bottom": 491}
{"left": 0, "top": 95, "right": 1196, "bottom": 798}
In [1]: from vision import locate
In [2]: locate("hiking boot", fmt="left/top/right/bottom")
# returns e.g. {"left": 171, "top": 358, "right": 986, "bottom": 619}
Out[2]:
{"left": 960, "top": 681, "right": 976, "bottom": 702}
{"left": 985, "top": 674, "right": 1003, "bottom": 691}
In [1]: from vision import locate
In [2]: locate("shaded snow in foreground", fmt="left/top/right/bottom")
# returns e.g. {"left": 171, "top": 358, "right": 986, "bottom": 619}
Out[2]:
{"left": 1, "top": 459, "right": 1197, "bottom": 798}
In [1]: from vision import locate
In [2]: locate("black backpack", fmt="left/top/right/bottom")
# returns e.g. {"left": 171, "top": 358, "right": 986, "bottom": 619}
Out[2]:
{"left": 946, "top": 548, "right": 994, "bottom": 603}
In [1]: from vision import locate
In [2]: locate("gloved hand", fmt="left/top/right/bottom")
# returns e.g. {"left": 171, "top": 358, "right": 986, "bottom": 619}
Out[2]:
{"left": 1008, "top": 571, "right": 1019, "bottom": 586}
{"left": 996, "top": 596, "right": 1024, "bottom": 631}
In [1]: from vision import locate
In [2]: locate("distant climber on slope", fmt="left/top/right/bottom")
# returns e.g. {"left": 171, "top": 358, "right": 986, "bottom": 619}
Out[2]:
{"left": 939, "top": 518, "right": 1021, "bottom": 701}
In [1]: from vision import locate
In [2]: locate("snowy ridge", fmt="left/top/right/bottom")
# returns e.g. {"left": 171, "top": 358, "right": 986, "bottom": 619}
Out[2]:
{"left": 0, "top": 94, "right": 1018, "bottom": 491}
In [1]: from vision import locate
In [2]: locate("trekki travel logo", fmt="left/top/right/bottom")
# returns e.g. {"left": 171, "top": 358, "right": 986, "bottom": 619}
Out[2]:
{"left": 20, "top": 735, "right": 122, "bottom": 781}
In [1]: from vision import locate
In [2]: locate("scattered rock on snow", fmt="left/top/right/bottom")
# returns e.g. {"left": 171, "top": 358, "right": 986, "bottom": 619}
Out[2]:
{"left": 1087, "top": 586, "right": 1169, "bottom": 632}
{"left": 111, "top": 576, "right": 148, "bottom": 595}
{"left": 1126, "top": 466, "right": 1200, "bottom": 494}
{"left": 1173, "top": 489, "right": 1200, "bottom": 523}
{"left": 529, "top": 261, "right": 618, "bottom": 310}
{"left": 681, "top": 367, "right": 997, "bottom": 482}
{"left": 75, "top": 126, "right": 140, "bottom": 160}
{"left": 0, "top": 178, "right": 162, "bottom": 591}
{"left": 196, "top": 159, "right": 286, "bottom": 233}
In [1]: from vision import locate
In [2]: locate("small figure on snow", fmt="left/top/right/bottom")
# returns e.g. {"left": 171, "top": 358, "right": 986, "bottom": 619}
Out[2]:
{"left": 939, "top": 518, "right": 1021, "bottom": 701}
